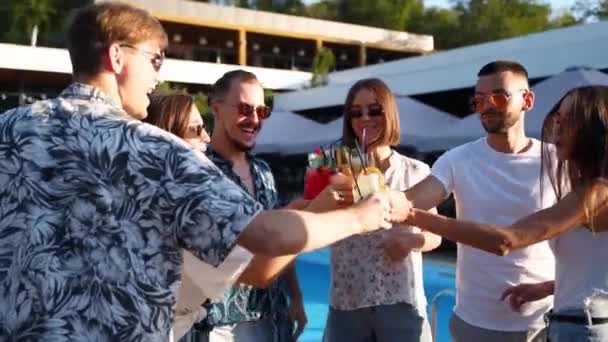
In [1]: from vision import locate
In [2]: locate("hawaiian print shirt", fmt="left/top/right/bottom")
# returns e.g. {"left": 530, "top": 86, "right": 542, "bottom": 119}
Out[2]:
{"left": 0, "top": 83, "right": 262, "bottom": 341}
{"left": 201, "top": 149, "right": 291, "bottom": 330}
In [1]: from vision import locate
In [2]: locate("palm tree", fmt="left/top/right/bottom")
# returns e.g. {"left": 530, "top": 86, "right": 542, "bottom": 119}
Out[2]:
{"left": 11, "top": 0, "right": 56, "bottom": 46}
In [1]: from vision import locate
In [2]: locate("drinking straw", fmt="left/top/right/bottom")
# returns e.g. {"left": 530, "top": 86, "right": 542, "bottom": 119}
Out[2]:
{"left": 347, "top": 147, "right": 363, "bottom": 199}
{"left": 353, "top": 137, "right": 368, "bottom": 175}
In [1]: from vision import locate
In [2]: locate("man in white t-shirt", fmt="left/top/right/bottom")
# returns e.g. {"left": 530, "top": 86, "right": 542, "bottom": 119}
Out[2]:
{"left": 403, "top": 61, "right": 556, "bottom": 341}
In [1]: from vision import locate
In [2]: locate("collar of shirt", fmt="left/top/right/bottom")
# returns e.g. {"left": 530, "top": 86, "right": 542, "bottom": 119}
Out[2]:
{"left": 60, "top": 82, "right": 123, "bottom": 111}
{"left": 206, "top": 147, "right": 276, "bottom": 210}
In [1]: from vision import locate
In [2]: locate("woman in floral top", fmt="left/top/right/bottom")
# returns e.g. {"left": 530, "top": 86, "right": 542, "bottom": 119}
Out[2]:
{"left": 323, "top": 78, "right": 442, "bottom": 342}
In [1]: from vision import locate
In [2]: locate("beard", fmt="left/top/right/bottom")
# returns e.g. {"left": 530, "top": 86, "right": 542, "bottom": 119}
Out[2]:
{"left": 480, "top": 109, "right": 518, "bottom": 134}
{"left": 227, "top": 128, "right": 258, "bottom": 152}
{"left": 230, "top": 136, "right": 256, "bottom": 152}
{"left": 223, "top": 120, "right": 260, "bottom": 152}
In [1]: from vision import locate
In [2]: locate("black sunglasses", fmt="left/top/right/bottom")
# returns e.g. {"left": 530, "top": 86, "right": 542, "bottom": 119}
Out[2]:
{"left": 120, "top": 44, "right": 165, "bottom": 72}
{"left": 223, "top": 102, "right": 272, "bottom": 119}
{"left": 346, "top": 103, "right": 384, "bottom": 118}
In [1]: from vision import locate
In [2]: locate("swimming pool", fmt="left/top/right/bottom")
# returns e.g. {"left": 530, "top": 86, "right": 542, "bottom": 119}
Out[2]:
{"left": 295, "top": 248, "right": 456, "bottom": 342}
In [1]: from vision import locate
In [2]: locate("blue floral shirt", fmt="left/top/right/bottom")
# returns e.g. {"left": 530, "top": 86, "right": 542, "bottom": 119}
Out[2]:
{"left": 0, "top": 83, "right": 262, "bottom": 341}
{"left": 201, "top": 149, "right": 290, "bottom": 329}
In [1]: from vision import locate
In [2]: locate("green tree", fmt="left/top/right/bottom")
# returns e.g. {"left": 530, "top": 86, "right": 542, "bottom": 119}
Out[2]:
{"left": 452, "top": 0, "right": 553, "bottom": 48}
{"left": 310, "top": 47, "right": 336, "bottom": 87}
{"left": 4, "top": 0, "right": 57, "bottom": 45}
{"left": 408, "top": 0, "right": 579, "bottom": 50}
{"left": 0, "top": 0, "right": 90, "bottom": 47}
{"left": 332, "top": 0, "right": 423, "bottom": 30}
{"left": 405, "top": 7, "right": 460, "bottom": 50}
{"left": 306, "top": 0, "right": 337, "bottom": 20}
{"left": 574, "top": 0, "right": 608, "bottom": 20}
{"left": 254, "top": 0, "right": 306, "bottom": 15}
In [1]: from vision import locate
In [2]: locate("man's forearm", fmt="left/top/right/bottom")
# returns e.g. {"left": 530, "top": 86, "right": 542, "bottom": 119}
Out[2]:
{"left": 540, "top": 280, "right": 555, "bottom": 296}
{"left": 238, "top": 254, "right": 296, "bottom": 288}
{"left": 404, "top": 176, "right": 448, "bottom": 211}
{"left": 237, "top": 208, "right": 362, "bottom": 256}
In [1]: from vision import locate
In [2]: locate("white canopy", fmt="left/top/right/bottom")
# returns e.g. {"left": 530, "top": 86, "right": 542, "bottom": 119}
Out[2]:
{"left": 415, "top": 113, "right": 486, "bottom": 152}
{"left": 274, "top": 96, "right": 459, "bottom": 155}
{"left": 416, "top": 67, "right": 608, "bottom": 152}
{"left": 275, "top": 21, "right": 608, "bottom": 111}
{"left": 254, "top": 111, "right": 328, "bottom": 153}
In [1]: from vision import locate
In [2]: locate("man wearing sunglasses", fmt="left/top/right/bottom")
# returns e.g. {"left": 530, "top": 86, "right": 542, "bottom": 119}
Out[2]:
{"left": 180, "top": 70, "right": 305, "bottom": 342}
{"left": 395, "top": 61, "right": 556, "bottom": 342}
{"left": 0, "top": 3, "right": 409, "bottom": 341}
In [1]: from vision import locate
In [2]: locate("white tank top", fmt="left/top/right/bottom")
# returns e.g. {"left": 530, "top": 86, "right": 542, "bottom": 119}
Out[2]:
{"left": 551, "top": 228, "right": 608, "bottom": 311}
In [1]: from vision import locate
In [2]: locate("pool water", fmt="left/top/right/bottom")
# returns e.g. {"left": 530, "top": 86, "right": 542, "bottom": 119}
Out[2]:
{"left": 294, "top": 248, "right": 456, "bottom": 342}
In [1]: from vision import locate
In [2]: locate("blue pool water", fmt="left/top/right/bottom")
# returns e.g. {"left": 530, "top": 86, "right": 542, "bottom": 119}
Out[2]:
{"left": 294, "top": 248, "right": 456, "bottom": 342}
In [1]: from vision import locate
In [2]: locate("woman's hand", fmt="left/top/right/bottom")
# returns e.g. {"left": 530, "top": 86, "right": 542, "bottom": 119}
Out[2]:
{"left": 306, "top": 173, "right": 355, "bottom": 213}
{"left": 381, "top": 228, "right": 424, "bottom": 261}
{"left": 387, "top": 190, "right": 413, "bottom": 223}
{"left": 500, "top": 281, "right": 554, "bottom": 312}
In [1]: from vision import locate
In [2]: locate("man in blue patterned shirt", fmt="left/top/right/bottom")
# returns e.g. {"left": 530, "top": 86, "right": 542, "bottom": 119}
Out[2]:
{"left": 0, "top": 2, "right": 404, "bottom": 341}
{"left": 181, "top": 71, "right": 306, "bottom": 342}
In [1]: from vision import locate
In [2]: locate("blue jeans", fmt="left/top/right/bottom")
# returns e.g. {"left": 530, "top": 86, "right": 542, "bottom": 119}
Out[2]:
{"left": 179, "top": 316, "right": 293, "bottom": 342}
{"left": 548, "top": 307, "right": 608, "bottom": 342}
{"left": 323, "top": 302, "right": 431, "bottom": 342}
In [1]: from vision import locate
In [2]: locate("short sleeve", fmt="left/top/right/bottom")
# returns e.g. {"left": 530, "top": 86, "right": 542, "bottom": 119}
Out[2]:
{"left": 173, "top": 246, "right": 254, "bottom": 339}
{"left": 431, "top": 150, "right": 456, "bottom": 195}
{"left": 407, "top": 158, "right": 431, "bottom": 187}
{"left": 134, "top": 124, "right": 263, "bottom": 267}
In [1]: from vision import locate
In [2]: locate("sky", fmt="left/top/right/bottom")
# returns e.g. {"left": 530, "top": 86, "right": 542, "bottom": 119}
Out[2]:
{"left": 424, "top": 0, "right": 575, "bottom": 11}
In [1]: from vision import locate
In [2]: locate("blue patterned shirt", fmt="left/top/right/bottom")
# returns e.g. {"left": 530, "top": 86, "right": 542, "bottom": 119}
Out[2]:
{"left": 0, "top": 83, "right": 262, "bottom": 341}
{"left": 201, "top": 149, "right": 290, "bottom": 328}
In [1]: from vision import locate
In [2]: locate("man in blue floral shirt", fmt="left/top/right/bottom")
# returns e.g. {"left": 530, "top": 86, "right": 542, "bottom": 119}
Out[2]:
{"left": 0, "top": 2, "right": 403, "bottom": 341}
{"left": 181, "top": 71, "right": 306, "bottom": 342}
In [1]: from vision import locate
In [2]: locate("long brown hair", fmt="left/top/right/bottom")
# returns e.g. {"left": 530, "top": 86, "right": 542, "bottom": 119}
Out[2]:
{"left": 145, "top": 93, "right": 195, "bottom": 139}
{"left": 541, "top": 86, "right": 608, "bottom": 228}
{"left": 342, "top": 78, "right": 400, "bottom": 150}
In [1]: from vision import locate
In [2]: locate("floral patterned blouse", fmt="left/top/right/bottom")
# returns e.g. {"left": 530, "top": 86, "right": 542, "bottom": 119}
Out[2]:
{"left": 330, "top": 151, "right": 430, "bottom": 313}
{"left": 0, "top": 83, "right": 262, "bottom": 341}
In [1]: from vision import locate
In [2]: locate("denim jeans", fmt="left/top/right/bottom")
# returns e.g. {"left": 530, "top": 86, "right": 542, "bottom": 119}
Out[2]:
{"left": 323, "top": 302, "right": 431, "bottom": 342}
{"left": 547, "top": 298, "right": 608, "bottom": 342}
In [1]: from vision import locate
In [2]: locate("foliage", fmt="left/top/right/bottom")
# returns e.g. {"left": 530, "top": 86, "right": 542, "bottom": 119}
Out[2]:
{"left": 0, "top": 0, "right": 89, "bottom": 46}
{"left": 310, "top": 47, "right": 336, "bottom": 88}
{"left": 574, "top": 0, "right": 608, "bottom": 20}
{"left": 0, "top": 0, "right": 591, "bottom": 51}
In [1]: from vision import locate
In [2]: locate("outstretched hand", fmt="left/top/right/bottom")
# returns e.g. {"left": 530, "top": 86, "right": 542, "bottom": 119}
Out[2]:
{"left": 306, "top": 173, "right": 355, "bottom": 213}
{"left": 500, "top": 282, "right": 554, "bottom": 312}
{"left": 387, "top": 190, "right": 413, "bottom": 223}
{"left": 381, "top": 228, "right": 424, "bottom": 262}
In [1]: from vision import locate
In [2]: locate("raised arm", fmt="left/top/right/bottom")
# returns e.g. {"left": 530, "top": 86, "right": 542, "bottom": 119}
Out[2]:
{"left": 405, "top": 175, "right": 449, "bottom": 210}
{"left": 236, "top": 177, "right": 377, "bottom": 287}
{"left": 237, "top": 191, "right": 394, "bottom": 256}
{"left": 407, "top": 189, "right": 588, "bottom": 255}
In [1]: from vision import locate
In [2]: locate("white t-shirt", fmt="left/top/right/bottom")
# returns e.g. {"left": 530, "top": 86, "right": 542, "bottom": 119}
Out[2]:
{"left": 432, "top": 138, "right": 556, "bottom": 331}
{"left": 171, "top": 246, "right": 254, "bottom": 341}
{"left": 330, "top": 151, "right": 429, "bottom": 313}
{"left": 551, "top": 228, "right": 608, "bottom": 312}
